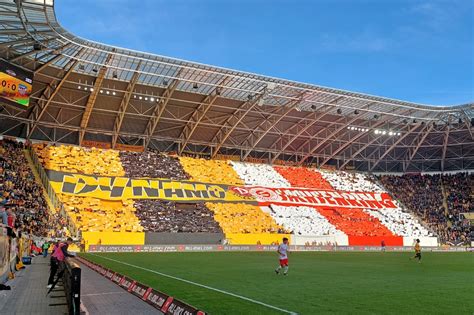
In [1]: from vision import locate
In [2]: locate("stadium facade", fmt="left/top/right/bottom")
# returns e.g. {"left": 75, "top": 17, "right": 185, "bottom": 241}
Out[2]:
{"left": 0, "top": 0, "right": 472, "bottom": 172}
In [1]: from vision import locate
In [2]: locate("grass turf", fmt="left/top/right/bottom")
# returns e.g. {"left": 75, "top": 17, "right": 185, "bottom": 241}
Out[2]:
{"left": 81, "top": 251, "right": 473, "bottom": 314}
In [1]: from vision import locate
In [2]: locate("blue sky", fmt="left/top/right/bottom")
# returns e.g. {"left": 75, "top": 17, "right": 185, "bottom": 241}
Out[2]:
{"left": 55, "top": 0, "right": 473, "bottom": 106}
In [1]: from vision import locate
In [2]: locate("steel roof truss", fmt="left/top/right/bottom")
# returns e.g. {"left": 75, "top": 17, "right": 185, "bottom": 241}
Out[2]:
{"left": 112, "top": 61, "right": 142, "bottom": 148}
{"left": 143, "top": 69, "right": 182, "bottom": 148}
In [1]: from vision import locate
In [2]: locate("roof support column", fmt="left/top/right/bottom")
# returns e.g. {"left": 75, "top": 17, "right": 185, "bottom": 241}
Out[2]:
{"left": 143, "top": 70, "right": 182, "bottom": 149}
{"left": 111, "top": 62, "right": 142, "bottom": 148}
{"left": 27, "top": 57, "right": 81, "bottom": 138}
{"left": 79, "top": 53, "right": 114, "bottom": 145}
{"left": 440, "top": 123, "right": 451, "bottom": 171}
{"left": 210, "top": 84, "right": 271, "bottom": 159}
{"left": 240, "top": 91, "right": 307, "bottom": 160}
{"left": 178, "top": 77, "right": 229, "bottom": 154}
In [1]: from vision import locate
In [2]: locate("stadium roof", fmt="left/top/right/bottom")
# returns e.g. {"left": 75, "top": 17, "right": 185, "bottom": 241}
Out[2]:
{"left": 0, "top": 0, "right": 473, "bottom": 172}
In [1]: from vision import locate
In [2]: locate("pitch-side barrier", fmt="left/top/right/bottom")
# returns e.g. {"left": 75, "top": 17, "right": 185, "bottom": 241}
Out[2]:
{"left": 77, "top": 256, "right": 206, "bottom": 315}
{"left": 87, "top": 244, "right": 472, "bottom": 253}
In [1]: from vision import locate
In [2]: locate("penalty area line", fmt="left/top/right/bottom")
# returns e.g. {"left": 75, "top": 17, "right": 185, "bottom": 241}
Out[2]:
{"left": 87, "top": 253, "right": 298, "bottom": 315}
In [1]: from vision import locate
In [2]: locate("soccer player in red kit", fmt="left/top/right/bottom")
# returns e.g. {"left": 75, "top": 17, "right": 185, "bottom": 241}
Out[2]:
{"left": 275, "top": 237, "right": 289, "bottom": 275}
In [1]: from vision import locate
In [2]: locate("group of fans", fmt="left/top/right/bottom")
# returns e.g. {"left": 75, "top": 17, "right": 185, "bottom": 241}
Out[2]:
{"left": 0, "top": 139, "right": 65, "bottom": 238}
{"left": 380, "top": 173, "right": 472, "bottom": 245}
{"left": 0, "top": 139, "right": 471, "bottom": 268}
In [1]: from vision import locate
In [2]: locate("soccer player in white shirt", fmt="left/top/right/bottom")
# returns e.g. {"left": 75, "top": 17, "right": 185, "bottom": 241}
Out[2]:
{"left": 275, "top": 237, "right": 289, "bottom": 275}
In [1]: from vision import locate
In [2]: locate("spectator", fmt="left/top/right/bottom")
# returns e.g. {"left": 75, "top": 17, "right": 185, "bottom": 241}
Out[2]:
{"left": 47, "top": 237, "right": 74, "bottom": 289}
{"left": 134, "top": 200, "right": 222, "bottom": 233}
{"left": 380, "top": 173, "right": 473, "bottom": 245}
{"left": 42, "top": 241, "right": 50, "bottom": 258}
{"left": 0, "top": 139, "right": 53, "bottom": 236}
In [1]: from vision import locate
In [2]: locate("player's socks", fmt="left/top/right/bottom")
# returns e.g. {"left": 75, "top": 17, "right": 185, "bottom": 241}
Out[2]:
{"left": 275, "top": 266, "right": 281, "bottom": 274}
{"left": 283, "top": 266, "right": 288, "bottom": 275}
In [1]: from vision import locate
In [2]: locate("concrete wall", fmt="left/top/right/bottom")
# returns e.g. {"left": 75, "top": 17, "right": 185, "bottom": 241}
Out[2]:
{"left": 144, "top": 232, "right": 225, "bottom": 245}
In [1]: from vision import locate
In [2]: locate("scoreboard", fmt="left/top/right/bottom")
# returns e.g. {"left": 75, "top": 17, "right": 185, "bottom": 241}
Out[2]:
{"left": 0, "top": 59, "right": 33, "bottom": 109}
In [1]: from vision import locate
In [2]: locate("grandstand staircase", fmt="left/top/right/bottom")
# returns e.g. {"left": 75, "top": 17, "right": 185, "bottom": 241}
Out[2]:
{"left": 440, "top": 180, "right": 452, "bottom": 227}
{"left": 23, "top": 150, "right": 57, "bottom": 214}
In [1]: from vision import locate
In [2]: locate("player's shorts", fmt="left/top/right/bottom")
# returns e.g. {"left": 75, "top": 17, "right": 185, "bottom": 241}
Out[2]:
{"left": 279, "top": 258, "right": 288, "bottom": 266}
{"left": 415, "top": 252, "right": 421, "bottom": 259}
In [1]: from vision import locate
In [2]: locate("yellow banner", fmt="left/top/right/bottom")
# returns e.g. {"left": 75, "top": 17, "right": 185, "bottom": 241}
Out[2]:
{"left": 48, "top": 170, "right": 250, "bottom": 202}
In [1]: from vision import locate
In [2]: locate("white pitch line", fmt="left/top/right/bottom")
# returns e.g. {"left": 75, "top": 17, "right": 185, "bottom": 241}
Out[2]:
{"left": 88, "top": 253, "right": 298, "bottom": 315}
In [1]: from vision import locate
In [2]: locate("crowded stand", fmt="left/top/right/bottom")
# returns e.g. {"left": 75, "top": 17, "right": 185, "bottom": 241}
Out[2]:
{"left": 33, "top": 143, "right": 124, "bottom": 176}
{"left": 379, "top": 174, "right": 444, "bottom": 233}
{"left": 19, "top": 142, "right": 470, "bottom": 246}
{"left": 120, "top": 151, "right": 222, "bottom": 233}
{"left": 120, "top": 151, "right": 189, "bottom": 180}
{"left": 444, "top": 173, "right": 472, "bottom": 218}
{"left": 320, "top": 170, "right": 384, "bottom": 192}
{"left": 316, "top": 207, "right": 395, "bottom": 237}
{"left": 269, "top": 205, "right": 344, "bottom": 236}
{"left": 61, "top": 195, "right": 142, "bottom": 232}
{"left": 443, "top": 173, "right": 472, "bottom": 244}
{"left": 0, "top": 139, "right": 53, "bottom": 237}
{"left": 231, "top": 161, "right": 290, "bottom": 187}
{"left": 274, "top": 166, "right": 334, "bottom": 189}
{"left": 179, "top": 157, "right": 244, "bottom": 185}
{"left": 364, "top": 208, "right": 431, "bottom": 237}
{"left": 33, "top": 144, "right": 139, "bottom": 236}
{"left": 206, "top": 203, "right": 285, "bottom": 234}
{"left": 134, "top": 200, "right": 222, "bottom": 233}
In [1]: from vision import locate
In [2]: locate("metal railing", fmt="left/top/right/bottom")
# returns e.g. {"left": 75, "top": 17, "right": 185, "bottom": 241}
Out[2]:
{"left": 61, "top": 258, "right": 81, "bottom": 315}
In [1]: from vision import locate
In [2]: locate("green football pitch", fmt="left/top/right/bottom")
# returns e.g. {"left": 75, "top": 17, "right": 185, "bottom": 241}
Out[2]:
{"left": 81, "top": 251, "right": 473, "bottom": 314}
